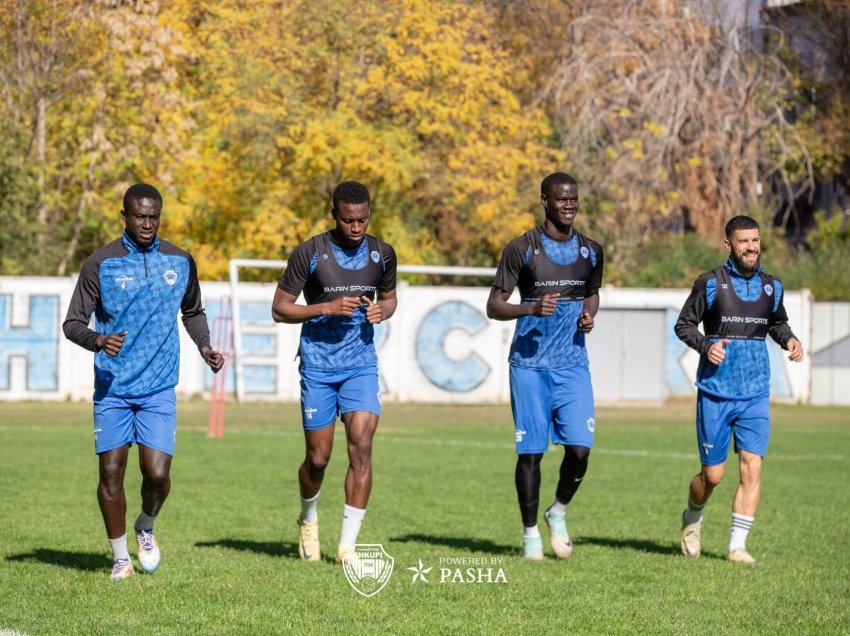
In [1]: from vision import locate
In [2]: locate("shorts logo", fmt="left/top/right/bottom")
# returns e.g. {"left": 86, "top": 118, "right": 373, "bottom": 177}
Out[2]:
{"left": 371, "top": 250, "right": 380, "bottom": 264}
{"left": 342, "top": 544, "right": 394, "bottom": 597}
{"left": 515, "top": 429, "right": 526, "bottom": 443}
{"left": 721, "top": 283, "right": 729, "bottom": 289}
{"left": 304, "top": 407, "right": 317, "bottom": 420}
{"left": 534, "top": 249, "right": 540, "bottom": 255}
{"left": 322, "top": 253, "right": 329, "bottom": 259}
{"left": 586, "top": 417, "right": 595, "bottom": 432}
{"left": 163, "top": 270, "right": 178, "bottom": 286}
{"left": 115, "top": 275, "right": 133, "bottom": 289}
{"left": 580, "top": 246, "right": 589, "bottom": 259}
{"left": 764, "top": 284, "right": 773, "bottom": 296}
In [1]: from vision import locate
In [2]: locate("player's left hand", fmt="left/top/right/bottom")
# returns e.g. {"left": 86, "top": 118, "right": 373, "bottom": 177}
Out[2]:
{"left": 578, "top": 310, "right": 595, "bottom": 333}
{"left": 201, "top": 347, "right": 225, "bottom": 373}
{"left": 361, "top": 296, "right": 384, "bottom": 324}
{"left": 787, "top": 338, "right": 804, "bottom": 362}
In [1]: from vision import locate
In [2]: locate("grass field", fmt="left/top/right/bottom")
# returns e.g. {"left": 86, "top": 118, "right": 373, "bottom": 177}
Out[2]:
{"left": 1, "top": 400, "right": 848, "bottom": 635}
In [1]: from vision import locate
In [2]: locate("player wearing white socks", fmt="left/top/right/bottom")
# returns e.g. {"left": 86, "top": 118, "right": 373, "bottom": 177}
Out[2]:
{"left": 272, "top": 181, "right": 397, "bottom": 563}
{"left": 675, "top": 216, "right": 804, "bottom": 563}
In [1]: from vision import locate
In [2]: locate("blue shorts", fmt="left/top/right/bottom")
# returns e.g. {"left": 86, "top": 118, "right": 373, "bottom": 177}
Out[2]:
{"left": 93, "top": 388, "right": 177, "bottom": 456}
{"left": 509, "top": 365, "right": 595, "bottom": 454}
{"left": 696, "top": 390, "right": 770, "bottom": 466}
{"left": 300, "top": 364, "right": 381, "bottom": 430}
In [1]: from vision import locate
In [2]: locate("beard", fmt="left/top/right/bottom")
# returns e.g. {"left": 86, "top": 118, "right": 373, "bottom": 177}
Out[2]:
{"left": 732, "top": 250, "right": 760, "bottom": 275}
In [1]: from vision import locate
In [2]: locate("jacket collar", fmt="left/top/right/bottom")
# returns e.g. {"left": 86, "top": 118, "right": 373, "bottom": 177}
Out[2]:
{"left": 122, "top": 230, "right": 159, "bottom": 254}
{"left": 724, "top": 256, "right": 761, "bottom": 279}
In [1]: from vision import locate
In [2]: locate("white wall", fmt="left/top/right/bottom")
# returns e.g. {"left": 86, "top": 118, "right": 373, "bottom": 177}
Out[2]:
{"left": 0, "top": 276, "right": 825, "bottom": 404}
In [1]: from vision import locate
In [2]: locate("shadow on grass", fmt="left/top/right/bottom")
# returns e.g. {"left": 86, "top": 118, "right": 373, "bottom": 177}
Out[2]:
{"left": 6, "top": 549, "right": 111, "bottom": 571}
{"left": 195, "top": 538, "right": 299, "bottom": 559}
{"left": 580, "top": 536, "right": 725, "bottom": 560}
{"left": 391, "top": 533, "right": 516, "bottom": 555}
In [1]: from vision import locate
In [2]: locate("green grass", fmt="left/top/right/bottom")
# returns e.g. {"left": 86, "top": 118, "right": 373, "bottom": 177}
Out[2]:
{"left": 1, "top": 400, "right": 849, "bottom": 635}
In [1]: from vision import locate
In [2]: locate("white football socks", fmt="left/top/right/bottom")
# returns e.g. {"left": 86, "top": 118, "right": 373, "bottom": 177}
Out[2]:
{"left": 729, "top": 513, "right": 755, "bottom": 552}
{"left": 299, "top": 491, "right": 320, "bottom": 523}
{"left": 683, "top": 498, "right": 705, "bottom": 525}
{"left": 108, "top": 534, "right": 130, "bottom": 561}
{"left": 134, "top": 510, "right": 157, "bottom": 532}
{"left": 523, "top": 525, "right": 541, "bottom": 539}
{"left": 339, "top": 504, "right": 366, "bottom": 547}
{"left": 549, "top": 500, "right": 568, "bottom": 516}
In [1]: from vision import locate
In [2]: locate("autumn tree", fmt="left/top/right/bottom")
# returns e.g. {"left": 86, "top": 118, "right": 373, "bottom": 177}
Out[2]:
{"left": 162, "top": 0, "right": 561, "bottom": 278}
{"left": 0, "top": 0, "right": 193, "bottom": 275}
{"left": 534, "top": 0, "right": 814, "bottom": 280}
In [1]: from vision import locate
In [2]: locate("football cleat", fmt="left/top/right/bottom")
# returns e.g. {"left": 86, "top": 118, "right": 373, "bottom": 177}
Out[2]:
{"left": 544, "top": 508, "right": 573, "bottom": 559}
{"left": 680, "top": 511, "right": 702, "bottom": 558}
{"left": 522, "top": 536, "right": 544, "bottom": 561}
{"left": 727, "top": 548, "right": 757, "bottom": 564}
{"left": 136, "top": 527, "right": 161, "bottom": 573}
{"left": 109, "top": 557, "right": 135, "bottom": 581}
{"left": 335, "top": 545, "right": 356, "bottom": 566}
{"left": 297, "top": 518, "right": 320, "bottom": 562}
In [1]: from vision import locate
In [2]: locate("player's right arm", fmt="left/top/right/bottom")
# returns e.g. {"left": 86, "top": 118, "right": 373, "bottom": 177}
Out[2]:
{"left": 62, "top": 256, "right": 127, "bottom": 356}
{"left": 271, "top": 241, "right": 365, "bottom": 323}
{"left": 272, "top": 288, "right": 363, "bottom": 323}
{"left": 486, "top": 236, "right": 557, "bottom": 320}
{"left": 486, "top": 287, "right": 559, "bottom": 320}
{"left": 674, "top": 273, "right": 727, "bottom": 363}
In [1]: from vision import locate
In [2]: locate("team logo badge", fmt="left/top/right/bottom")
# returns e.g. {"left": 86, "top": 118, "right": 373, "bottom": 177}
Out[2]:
{"left": 342, "top": 544, "right": 395, "bottom": 597}
{"left": 586, "top": 417, "right": 596, "bottom": 432}
{"left": 764, "top": 284, "right": 773, "bottom": 296}
{"left": 580, "top": 246, "right": 589, "bottom": 259}
{"left": 371, "top": 250, "right": 380, "bottom": 264}
{"left": 163, "top": 270, "right": 178, "bottom": 286}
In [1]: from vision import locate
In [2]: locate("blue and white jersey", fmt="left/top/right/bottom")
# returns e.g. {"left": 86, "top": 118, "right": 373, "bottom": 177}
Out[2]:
{"left": 279, "top": 232, "right": 397, "bottom": 371}
{"left": 493, "top": 226, "right": 604, "bottom": 370}
{"left": 63, "top": 232, "right": 211, "bottom": 400}
{"left": 675, "top": 258, "right": 797, "bottom": 399}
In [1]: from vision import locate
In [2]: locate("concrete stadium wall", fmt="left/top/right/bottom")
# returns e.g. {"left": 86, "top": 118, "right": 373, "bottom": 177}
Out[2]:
{"left": 0, "top": 276, "right": 838, "bottom": 405}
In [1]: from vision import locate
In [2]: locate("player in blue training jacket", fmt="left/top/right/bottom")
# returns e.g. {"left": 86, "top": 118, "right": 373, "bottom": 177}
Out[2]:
{"left": 271, "top": 181, "right": 397, "bottom": 564}
{"left": 487, "top": 172, "right": 603, "bottom": 561}
{"left": 63, "top": 184, "right": 224, "bottom": 580}
{"left": 675, "top": 215, "right": 804, "bottom": 564}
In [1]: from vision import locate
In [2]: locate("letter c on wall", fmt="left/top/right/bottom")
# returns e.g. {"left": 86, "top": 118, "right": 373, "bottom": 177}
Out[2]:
{"left": 416, "top": 301, "right": 490, "bottom": 392}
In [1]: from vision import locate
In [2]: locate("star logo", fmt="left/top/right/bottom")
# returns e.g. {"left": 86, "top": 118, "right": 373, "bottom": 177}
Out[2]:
{"left": 407, "top": 559, "right": 432, "bottom": 584}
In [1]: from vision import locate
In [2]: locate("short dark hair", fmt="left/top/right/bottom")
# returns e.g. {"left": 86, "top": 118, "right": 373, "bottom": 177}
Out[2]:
{"left": 332, "top": 181, "right": 370, "bottom": 213}
{"left": 123, "top": 183, "right": 162, "bottom": 211}
{"left": 725, "top": 215, "right": 759, "bottom": 240}
{"left": 541, "top": 172, "right": 578, "bottom": 198}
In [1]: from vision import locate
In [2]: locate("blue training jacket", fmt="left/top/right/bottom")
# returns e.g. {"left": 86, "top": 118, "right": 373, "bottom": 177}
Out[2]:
{"left": 63, "top": 231, "right": 211, "bottom": 400}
